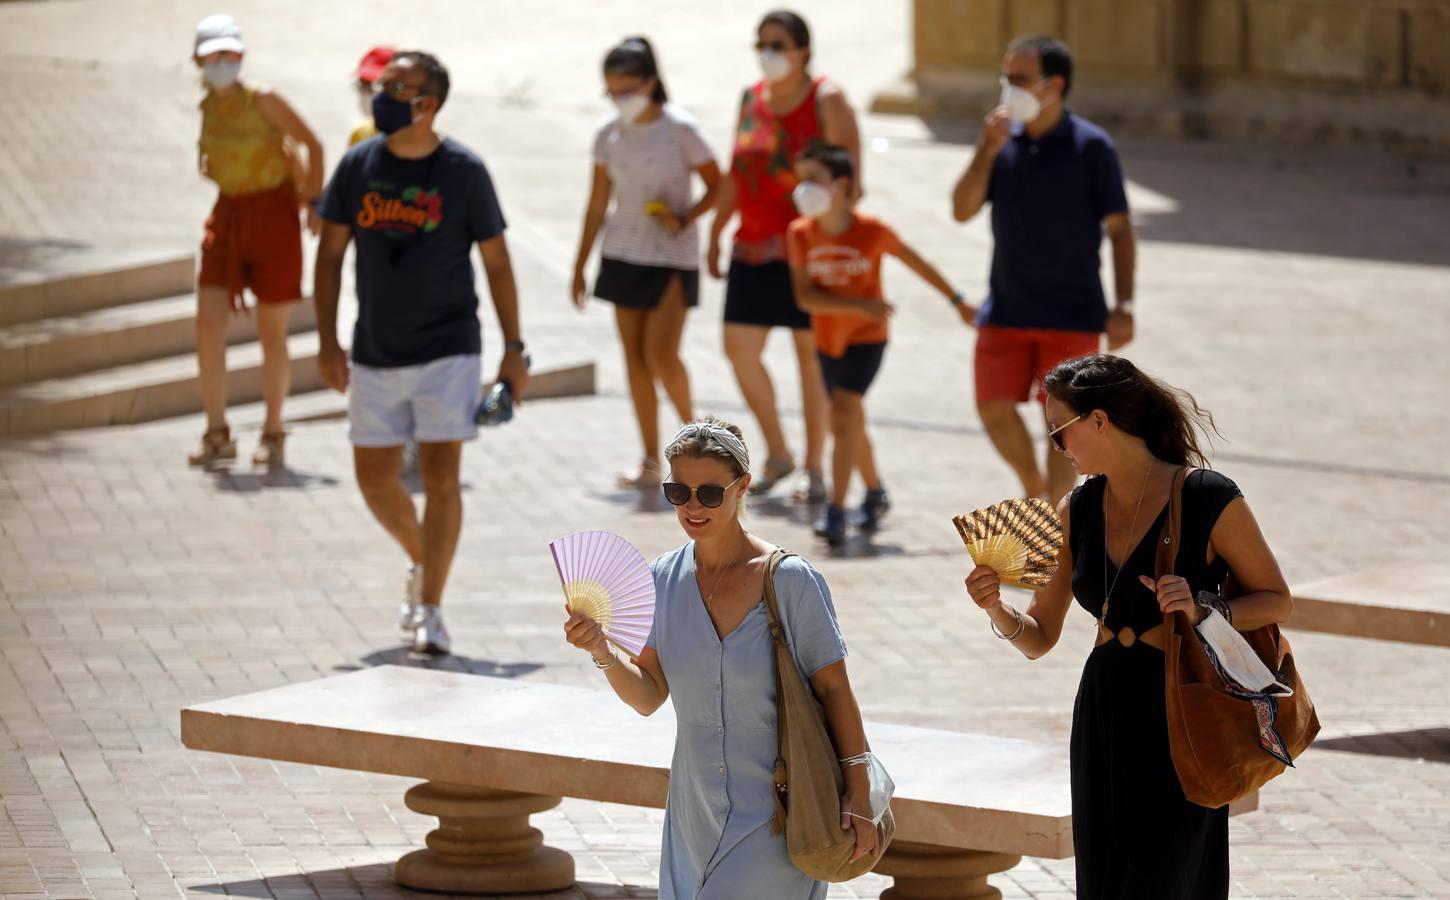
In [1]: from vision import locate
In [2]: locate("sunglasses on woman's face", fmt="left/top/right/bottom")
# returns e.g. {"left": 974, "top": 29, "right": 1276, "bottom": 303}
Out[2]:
{"left": 662, "top": 475, "right": 744, "bottom": 509}
{"left": 1047, "top": 412, "right": 1088, "bottom": 452}
{"left": 754, "top": 40, "right": 791, "bottom": 52}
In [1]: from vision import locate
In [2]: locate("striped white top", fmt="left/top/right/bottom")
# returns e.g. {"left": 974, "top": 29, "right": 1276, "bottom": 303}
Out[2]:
{"left": 593, "top": 103, "right": 715, "bottom": 270}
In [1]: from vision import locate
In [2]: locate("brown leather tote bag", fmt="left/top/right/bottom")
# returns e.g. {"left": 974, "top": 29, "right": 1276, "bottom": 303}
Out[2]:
{"left": 1158, "top": 468, "right": 1321, "bottom": 809}
{"left": 761, "top": 549, "right": 894, "bottom": 882}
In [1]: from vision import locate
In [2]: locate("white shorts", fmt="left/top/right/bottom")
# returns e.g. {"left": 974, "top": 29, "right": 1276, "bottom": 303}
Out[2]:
{"left": 349, "top": 353, "right": 482, "bottom": 447}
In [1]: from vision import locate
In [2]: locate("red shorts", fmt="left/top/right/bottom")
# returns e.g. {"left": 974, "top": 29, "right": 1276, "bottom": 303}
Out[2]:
{"left": 198, "top": 180, "right": 303, "bottom": 304}
{"left": 974, "top": 325, "right": 1100, "bottom": 405}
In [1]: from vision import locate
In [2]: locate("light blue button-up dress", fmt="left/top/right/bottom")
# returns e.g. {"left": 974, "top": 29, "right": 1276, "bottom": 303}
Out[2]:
{"left": 648, "top": 543, "right": 848, "bottom": 900}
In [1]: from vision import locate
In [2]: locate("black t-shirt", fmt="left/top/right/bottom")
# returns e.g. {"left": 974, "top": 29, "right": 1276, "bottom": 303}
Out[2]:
{"left": 321, "top": 136, "right": 506, "bottom": 368}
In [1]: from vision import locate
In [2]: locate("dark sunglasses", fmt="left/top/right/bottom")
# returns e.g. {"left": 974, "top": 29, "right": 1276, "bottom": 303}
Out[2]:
{"left": 662, "top": 475, "right": 744, "bottom": 508}
{"left": 374, "top": 79, "right": 428, "bottom": 99}
{"left": 754, "top": 40, "right": 790, "bottom": 52}
{"left": 1047, "top": 412, "right": 1087, "bottom": 452}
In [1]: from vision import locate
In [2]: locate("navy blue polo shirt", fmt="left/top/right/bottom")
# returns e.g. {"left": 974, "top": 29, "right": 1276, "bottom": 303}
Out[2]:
{"left": 980, "top": 112, "right": 1128, "bottom": 333}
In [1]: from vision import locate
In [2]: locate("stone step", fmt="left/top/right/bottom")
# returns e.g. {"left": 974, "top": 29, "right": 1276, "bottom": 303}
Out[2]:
{"left": 0, "top": 249, "right": 196, "bottom": 328}
{"left": 0, "top": 332, "right": 323, "bottom": 437}
{"left": 0, "top": 294, "right": 318, "bottom": 386}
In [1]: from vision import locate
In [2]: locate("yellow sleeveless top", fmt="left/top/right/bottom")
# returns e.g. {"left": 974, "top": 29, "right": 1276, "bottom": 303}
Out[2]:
{"left": 199, "top": 84, "right": 290, "bottom": 195}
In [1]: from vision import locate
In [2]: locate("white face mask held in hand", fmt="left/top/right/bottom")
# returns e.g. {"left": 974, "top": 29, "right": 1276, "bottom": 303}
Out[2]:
{"left": 202, "top": 58, "right": 241, "bottom": 90}
{"left": 612, "top": 92, "right": 650, "bottom": 124}
{"left": 840, "top": 751, "right": 896, "bottom": 825}
{"left": 759, "top": 49, "right": 792, "bottom": 82}
{"left": 791, "top": 181, "right": 833, "bottom": 218}
{"left": 1195, "top": 595, "right": 1293, "bottom": 696}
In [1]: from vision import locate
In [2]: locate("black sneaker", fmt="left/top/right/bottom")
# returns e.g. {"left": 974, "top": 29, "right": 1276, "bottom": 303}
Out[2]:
{"left": 853, "top": 488, "right": 892, "bottom": 531}
{"left": 814, "top": 504, "right": 847, "bottom": 546}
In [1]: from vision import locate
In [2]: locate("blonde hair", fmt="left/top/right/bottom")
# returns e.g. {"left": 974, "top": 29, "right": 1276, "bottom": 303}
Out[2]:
{"left": 664, "top": 416, "right": 750, "bottom": 480}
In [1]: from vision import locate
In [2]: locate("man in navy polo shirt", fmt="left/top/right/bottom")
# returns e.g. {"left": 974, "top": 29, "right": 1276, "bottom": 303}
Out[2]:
{"left": 951, "top": 35, "right": 1137, "bottom": 503}
{"left": 315, "top": 50, "right": 530, "bottom": 656}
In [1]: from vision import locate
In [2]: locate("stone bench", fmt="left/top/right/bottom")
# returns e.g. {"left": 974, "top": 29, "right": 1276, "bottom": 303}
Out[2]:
{"left": 180, "top": 665, "right": 1256, "bottom": 899}
{"left": 1289, "top": 563, "right": 1450, "bottom": 647}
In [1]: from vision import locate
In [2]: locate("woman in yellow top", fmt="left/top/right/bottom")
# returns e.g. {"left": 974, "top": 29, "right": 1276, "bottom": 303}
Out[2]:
{"left": 190, "top": 14, "right": 323, "bottom": 469}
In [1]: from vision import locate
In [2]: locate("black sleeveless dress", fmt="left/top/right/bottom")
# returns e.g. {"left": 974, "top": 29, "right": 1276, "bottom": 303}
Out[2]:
{"left": 1068, "top": 468, "right": 1242, "bottom": 900}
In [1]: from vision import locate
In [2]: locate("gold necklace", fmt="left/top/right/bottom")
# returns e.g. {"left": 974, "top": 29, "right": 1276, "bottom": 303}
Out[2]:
{"left": 1101, "top": 462, "right": 1153, "bottom": 625}
{"left": 702, "top": 563, "right": 735, "bottom": 609}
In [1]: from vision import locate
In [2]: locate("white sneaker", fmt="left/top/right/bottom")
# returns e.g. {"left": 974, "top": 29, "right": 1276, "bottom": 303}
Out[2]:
{"left": 414, "top": 606, "right": 451, "bottom": 656}
{"left": 399, "top": 564, "right": 424, "bottom": 634}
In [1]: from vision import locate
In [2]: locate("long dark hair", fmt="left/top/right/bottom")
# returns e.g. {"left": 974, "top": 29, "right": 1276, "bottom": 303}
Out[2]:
{"left": 603, "top": 36, "right": 667, "bottom": 104}
{"left": 1042, "top": 354, "right": 1219, "bottom": 467}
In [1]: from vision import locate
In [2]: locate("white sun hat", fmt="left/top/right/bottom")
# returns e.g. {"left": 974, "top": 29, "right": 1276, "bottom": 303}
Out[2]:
{"left": 195, "top": 14, "right": 244, "bottom": 57}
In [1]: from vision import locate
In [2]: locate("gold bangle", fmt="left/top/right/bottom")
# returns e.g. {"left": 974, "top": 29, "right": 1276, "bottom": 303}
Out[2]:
{"left": 591, "top": 651, "right": 617, "bottom": 670}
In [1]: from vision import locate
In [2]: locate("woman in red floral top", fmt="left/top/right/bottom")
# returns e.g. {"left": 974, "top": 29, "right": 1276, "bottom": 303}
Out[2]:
{"left": 706, "top": 9, "right": 862, "bottom": 504}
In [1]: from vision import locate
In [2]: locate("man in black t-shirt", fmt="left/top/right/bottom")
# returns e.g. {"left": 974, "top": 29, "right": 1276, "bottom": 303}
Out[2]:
{"left": 315, "top": 50, "right": 529, "bottom": 656}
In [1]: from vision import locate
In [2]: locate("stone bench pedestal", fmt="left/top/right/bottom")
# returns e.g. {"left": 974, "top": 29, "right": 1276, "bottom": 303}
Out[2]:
{"left": 877, "top": 841, "right": 1021, "bottom": 900}
{"left": 394, "top": 782, "right": 575, "bottom": 895}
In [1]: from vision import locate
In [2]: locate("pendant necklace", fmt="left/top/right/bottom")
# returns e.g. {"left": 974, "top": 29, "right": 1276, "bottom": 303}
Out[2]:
{"left": 1101, "top": 462, "right": 1153, "bottom": 626}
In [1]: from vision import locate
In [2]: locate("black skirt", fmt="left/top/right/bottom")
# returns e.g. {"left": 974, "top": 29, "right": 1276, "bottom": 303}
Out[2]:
{"left": 723, "top": 259, "right": 811, "bottom": 330}
{"left": 594, "top": 257, "right": 699, "bottom": 310}
{"left": 1071, "top": 641, "right": 1229, "bottom": 899}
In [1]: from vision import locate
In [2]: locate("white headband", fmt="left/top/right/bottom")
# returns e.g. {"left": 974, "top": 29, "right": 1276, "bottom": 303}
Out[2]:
{"left": 666, "top": 423, "right": 750, "bottom": 474}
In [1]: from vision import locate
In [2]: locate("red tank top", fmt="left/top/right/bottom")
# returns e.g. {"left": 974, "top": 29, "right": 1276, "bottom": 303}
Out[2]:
{"left": 730, "top": 77, "right": 825, "bottom": 257}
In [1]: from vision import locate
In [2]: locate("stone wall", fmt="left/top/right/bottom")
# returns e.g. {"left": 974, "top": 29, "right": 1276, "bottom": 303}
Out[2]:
{"left": 873, "top": 0, "right": 1450, "bottom": 152}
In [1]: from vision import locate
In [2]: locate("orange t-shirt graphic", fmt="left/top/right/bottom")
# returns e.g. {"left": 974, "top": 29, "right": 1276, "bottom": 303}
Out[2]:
{"left": 787, "top": 212, "right": 902, "bottom": 357}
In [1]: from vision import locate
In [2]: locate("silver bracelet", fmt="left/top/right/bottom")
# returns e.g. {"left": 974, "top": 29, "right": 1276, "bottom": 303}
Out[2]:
{"left": 990, "top": 603, "right": 1026, "bottom": 641}
{"left": 838, "top": 753, "right": 871, "bottom": 768}
{"left": 591, "top": 650, "right": 617, "bottom": 670}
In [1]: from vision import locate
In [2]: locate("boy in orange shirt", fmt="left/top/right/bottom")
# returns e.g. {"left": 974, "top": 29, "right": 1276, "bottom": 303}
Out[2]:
{"left": 787, "top": 144, "right": 976, "bottom": 545}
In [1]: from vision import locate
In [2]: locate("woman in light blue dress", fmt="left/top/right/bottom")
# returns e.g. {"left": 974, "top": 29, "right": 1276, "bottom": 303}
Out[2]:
{"left": 564, "top": 417, "right": 878, "bottom": 898}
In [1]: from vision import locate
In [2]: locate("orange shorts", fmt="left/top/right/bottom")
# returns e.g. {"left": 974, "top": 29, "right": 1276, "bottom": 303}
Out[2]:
{"left": 198, "top": 180, "right": 303, "bottom": 304}
{"left": 974, "top": 325, "right": 1100, "bottom": 405}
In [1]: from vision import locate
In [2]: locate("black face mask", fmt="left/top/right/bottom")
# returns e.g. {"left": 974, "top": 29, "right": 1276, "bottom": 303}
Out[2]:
{"left": 372, "top": 92, "right": 415, "bottom": 135}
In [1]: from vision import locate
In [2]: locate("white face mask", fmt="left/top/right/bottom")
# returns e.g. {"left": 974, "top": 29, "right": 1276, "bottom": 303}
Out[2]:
{"left": 202, "top": 58, "right": 241, "bottom": 89}
{"left": 999, "top": 83, "right": 1050, "bottom": 124}
{"left": 758, "top": 49, "right": 792, "bottom": 82}
{"left": 791, "top": 181, "right": 833, "bottom": 218}
{"left": 612, "top": 92, "right": 650, "bottom": 124}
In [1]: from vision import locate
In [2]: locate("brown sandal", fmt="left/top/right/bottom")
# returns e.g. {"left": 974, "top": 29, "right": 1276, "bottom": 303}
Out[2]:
{"left": 187, "top": 426, "right": 236, "bottom": 467}
{"left": 252, "top": 431, "right": 286, "bottom": 470}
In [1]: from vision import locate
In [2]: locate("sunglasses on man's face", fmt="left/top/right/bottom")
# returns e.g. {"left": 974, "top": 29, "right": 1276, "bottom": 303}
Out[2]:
{"left": 662, "top": 475, "right": 744, "bottom": 509}
{"left": 374, "top": 79, "right": 427, "bottom": 99}
{"left": 1047, "top": 412, "right": 1088, "bottom": 453}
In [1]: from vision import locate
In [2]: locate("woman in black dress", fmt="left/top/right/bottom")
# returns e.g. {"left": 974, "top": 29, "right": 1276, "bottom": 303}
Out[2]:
{"left": 965, "top": 354, "right": 1294, "bottom": 899}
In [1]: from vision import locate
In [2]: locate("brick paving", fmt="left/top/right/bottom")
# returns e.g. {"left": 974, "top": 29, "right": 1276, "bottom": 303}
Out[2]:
{"left": 3, "top": 1, "right": 1450, "bottom": 898}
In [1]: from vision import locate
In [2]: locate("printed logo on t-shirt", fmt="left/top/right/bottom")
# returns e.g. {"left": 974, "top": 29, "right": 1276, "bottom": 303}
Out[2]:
{"left": 356, "top": 181, "right": 444, "bottom": 235}
{"left": 806, "top": 245, "right": 871, "bottom": 286}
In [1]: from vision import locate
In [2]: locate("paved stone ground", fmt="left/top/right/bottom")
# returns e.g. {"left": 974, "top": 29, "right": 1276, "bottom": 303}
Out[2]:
{"left": 3, "top": 1, "right": 1450, "bottom": 898}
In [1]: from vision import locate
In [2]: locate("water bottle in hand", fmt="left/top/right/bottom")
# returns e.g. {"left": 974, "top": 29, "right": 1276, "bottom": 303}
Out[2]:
{"left": 476, "top": 381, "right": 515, "bottom": 426}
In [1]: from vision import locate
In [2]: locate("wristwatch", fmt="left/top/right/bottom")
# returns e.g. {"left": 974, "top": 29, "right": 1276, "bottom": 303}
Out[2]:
{"left": 1115, "top": 301, "right": 1136, "bottom": 316}
{"left": 504, "top": 339, "right": 527, "bottom": 355}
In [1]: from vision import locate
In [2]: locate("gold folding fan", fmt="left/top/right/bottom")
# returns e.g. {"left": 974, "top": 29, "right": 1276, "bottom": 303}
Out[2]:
{"left": 952, "top": 498, "right": 1064, "bottom": 590}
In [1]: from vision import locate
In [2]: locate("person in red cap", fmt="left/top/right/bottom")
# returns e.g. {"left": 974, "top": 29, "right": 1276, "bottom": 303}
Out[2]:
{"left": 350, "top": 46, "right": 395, "bottom": 146}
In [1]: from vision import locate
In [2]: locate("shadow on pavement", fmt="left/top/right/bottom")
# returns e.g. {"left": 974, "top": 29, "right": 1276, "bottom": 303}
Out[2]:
{"left": 908, "top": 117, "right": 1450, "bottom": 269}
{"left": 207, "top": 466, "right": 341, "bottom": 492}
{"left": 336, "top": 646, "right": 544, "bottom": 680}
{"left": 1313, "top": 727, "right": 1450, "bottom": 764}
{"left": 191, "top": 864, "right": 654, "bottom": 898}
{"left": 596, "top": 485, "right": 672, "bottom": 514}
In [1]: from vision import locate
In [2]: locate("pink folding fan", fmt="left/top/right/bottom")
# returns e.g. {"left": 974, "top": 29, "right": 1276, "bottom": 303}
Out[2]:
{"left": 549, "top": 530, "right": 656, "bottom": 657}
